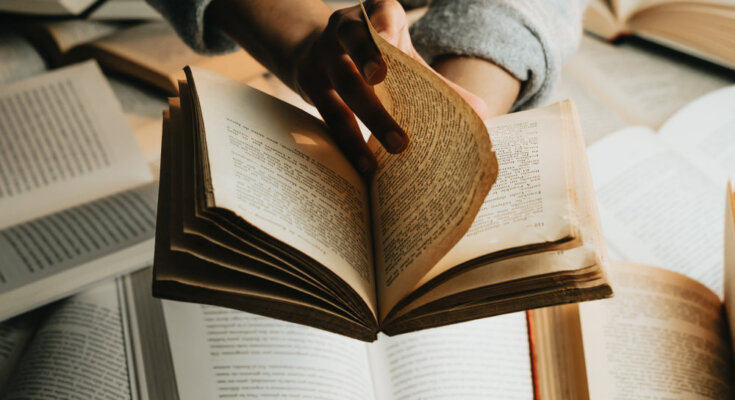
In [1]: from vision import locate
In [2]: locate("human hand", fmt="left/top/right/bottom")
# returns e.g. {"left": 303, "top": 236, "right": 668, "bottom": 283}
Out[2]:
{"left": 287, "top": 0, "right": 490, "bottom": 175}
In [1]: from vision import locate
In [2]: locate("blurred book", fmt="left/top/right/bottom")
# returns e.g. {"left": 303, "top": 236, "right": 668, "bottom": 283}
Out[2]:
{"left": 0, "top": 61, "right": 155, "bottom": 322}
{"left": 0, "top": 280, "right": 134, "bottom": 397}
{"left": 87, "top": 0, "right": 162, "bottom": 20}
{"left": 19, "top": 20, "right": 265, "bottom": 94}
{"left": 0, "top": 0, "right": 158, "bottom": 18}
{"left": 584, "top": 0, "right": 735, "bottom": 69}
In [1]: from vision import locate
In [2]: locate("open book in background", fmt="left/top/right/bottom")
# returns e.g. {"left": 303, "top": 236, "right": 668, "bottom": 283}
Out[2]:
{"left": 0, "top": 280, "right": 134, "bottom": 398}
{"left": 584, "top": 0, "right": 735, "bottom": 70}
{"left": 552, "top": 35, "right": 735, "bottom": 145}
{"left": 530, "top": 261, "right": 735, "bottom": 399}
{"left": 0, "top": 60, "right": 156, "bottom": 322}
{"left": 125, "top": 267, "right": 535, "bottom": 399}
{"left": 527, "top": 84, "right": 735, "bottom": 399}
{"left": 16, "top": 20, "right": 265, "bottom": 94}
{"left": 587, "top": 85, "right": 735, "bottom": 295}
{"left": 153, "top": 13, "right": 611, "bottom": 341}
{"left": 0, "top": 0, "right": 158, "bottom": 17}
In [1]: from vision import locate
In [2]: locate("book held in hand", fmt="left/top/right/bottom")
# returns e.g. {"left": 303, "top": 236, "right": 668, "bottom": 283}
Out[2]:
{"left": 153, "top": 19, "right": 612, "bottom": 341}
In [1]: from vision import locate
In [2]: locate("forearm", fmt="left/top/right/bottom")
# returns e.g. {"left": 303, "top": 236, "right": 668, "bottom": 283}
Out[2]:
{"left": 205, "top": 0, "right": 331, "bottom": 86}
{"left": 433, "top": 56, "right": 520, "bottom": 117}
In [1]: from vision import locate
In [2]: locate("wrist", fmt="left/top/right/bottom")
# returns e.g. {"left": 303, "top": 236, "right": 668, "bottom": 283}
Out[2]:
{"left": 433, "top": 56, "right": 521, "bottom": 116}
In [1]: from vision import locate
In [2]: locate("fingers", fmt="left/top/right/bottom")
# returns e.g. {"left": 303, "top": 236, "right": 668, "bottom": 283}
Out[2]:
{"left": 323, "top": 8, "right": 409, "bottom": 154}
{"left": 365, "top": 0, "right": 406, "bottom": 46}
{"left": 308, "top": 86, "right": 378, "bottom": 175}
{"left": 334, "top": 10, "right": 386, "bottom": 85}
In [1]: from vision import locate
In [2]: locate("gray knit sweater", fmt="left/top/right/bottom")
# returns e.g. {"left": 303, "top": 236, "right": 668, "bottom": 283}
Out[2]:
{"left": 146, "top": 0, "right": 586, "bottom": 110}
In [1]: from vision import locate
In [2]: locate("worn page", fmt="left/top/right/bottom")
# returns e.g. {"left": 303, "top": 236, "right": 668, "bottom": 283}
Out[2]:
{"left": 0, "top": 61, "right": 152, "bottom": 230}
{"left": 369, "top": 312, "right": 532, "bottom": 400}
{"left": 658, "top": 85, "right": 735, "bottom": 182}
{"left": 566, "top": 36, "right": 734, "bottom": 129}
{"left": 589, "top": 128, "right": 724, "bottom": 295}
{"left": 0, "top": 280, "right": 132, "bottom": 399}
{"left": 405, "top": 102, "right": 576, "bottom": 295}
{"left": 161, "top": 301, "right": 375, "bottom": 400}
{"left": 42, "top": 19, "right": 126, "bottom": 54}
{"left": 580, "top": 262, "right": 734, "bottom": 399}
{"left": 0, "top": 182, "right": 157, "bottom": 321}
{"left": 360, "top": 6, "right": 497, "bottom": 315}
{"left": 0, "top": 33, "right": 46, "bottom": 86}
{"left": 188, "top": 67, "right": 377, "bottom": 315}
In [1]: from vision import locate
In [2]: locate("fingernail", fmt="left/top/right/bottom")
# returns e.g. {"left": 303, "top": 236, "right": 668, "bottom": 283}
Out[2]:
{"left": 357, "top": 156, "right": 375, "bottom": 174}
{"left": 363, "top": 60, "right": 380, "bottom": 84}
{"left": 385, "top": 131, "right": 407, "bottom": 153}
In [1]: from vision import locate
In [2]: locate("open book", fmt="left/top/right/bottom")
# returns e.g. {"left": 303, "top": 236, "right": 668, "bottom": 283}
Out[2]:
{"left": 154, "top": 16, "right": 611, "bottom": 341}
{"left": 0, "top": 280, "right": 134, "bottom": 398}
{"left": 584, "top": 0, "right": 735, "bottom": 69}
{"left": 0, "top": 61, "right": 156, "bottom": 322}
{"left": 530, "top": 261, "right": 735, "bottom": 399}
{"left": 528, "top": 85, "right": 735, "bottom": 398}
{"left": 125, "top": 267, "right": 535, "bottom": 399}
{"left": 18, "top": 21, "right": 265, "bottom": 94}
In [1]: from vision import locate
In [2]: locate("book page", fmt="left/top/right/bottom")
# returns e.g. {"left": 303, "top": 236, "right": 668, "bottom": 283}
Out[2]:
{"left": 160, "top": 301, "right": 375, "bottom": 400}
{"left": 0, "top": 313, "right": 42, "bottom": 391}
{"left": 0, "top": 182, "right": 157, "bottom": 320}
{"left": 658, "top": 85, "right": 735, "bottom": 182}
{"left": 361, "top": 7, "right": 497, "bottom": 313}
{"left": 0, "top": 61, "right": 152, "bottom": 230}
{"left": 0, "top": 280, "right": 132, "bottom": 399}
{"left": 188, "top": 67, "right": 377, "bottom": 315}
{"left": 368, "top": 313, "right": 532, "bottom": 400}
{"left": 565, "top": 36, "right": 734, "bottom": 129}
{"left": 588, "top": 128, "right": 724, "bottom": 295}
{"left": 580, "top": 262, "right": 735, "bottom": 399}
{"left": 0, "top": 33, "right": 47, "bottom": 86}
{"left": 42, "top": 20, "right": 126, "bottom": 54}
{"left": 408, "top": 102, "right": 576, "bottom": 292}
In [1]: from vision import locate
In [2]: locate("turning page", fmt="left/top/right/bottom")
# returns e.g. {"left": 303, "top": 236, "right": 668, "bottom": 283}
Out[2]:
{"left": 579, "top": 263, "right": 734, "bottom": 399}
{"left": 0, "top": 61, "right": 152, "bottom": 230}
{"left": 361, "top": 6, "right": 497, "bottom": 313}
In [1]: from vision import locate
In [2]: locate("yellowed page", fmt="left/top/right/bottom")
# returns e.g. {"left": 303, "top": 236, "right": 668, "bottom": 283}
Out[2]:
{"left": 186, "top": 67, "right": 377, "bottom": 316}
{"left": 414, "top": 102, "right": 576, "bottom": 288}
{"left": 580, "top": 262, "right": 734, "bottom": 399}
{"left": 726, "top": 183, "right": 735, "bottom": 356}
{"left": 359, "top": 5, "right": 497, "bottom": 318}
{"left": 0, "top": 61, "right": 152, "bottom": 230}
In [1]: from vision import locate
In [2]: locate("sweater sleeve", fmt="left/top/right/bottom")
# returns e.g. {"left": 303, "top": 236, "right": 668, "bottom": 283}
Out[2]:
{"left": 409, "top": 0, "right": 587, "bottom": 110}
{"left": 145, "top": 0, "right": 238, "bottom": 54}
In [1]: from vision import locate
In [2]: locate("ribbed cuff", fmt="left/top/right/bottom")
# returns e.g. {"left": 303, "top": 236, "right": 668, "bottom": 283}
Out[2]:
{"left": 409, "top": 0, "right": 552, "bottom": 110}
{"left": 146, "top": 0, "right": 238, "bottom": 54}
